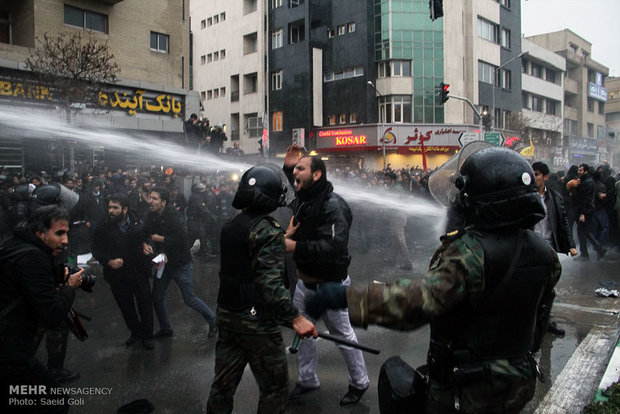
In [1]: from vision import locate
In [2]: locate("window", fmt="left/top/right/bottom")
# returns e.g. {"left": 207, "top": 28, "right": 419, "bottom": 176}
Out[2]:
{"left": 354, "top": 67, "right": 364, "bottom": 76}
{"left": 207, "top": 53, "right": 213, "bottom": 63}
{"left": 522, "top": 59, "right": 528, "bottom": 74}
{"left": 328, "top": 115, "right": 336, "bottom": 125}
{"left": 564, "top": 119, "right": 578, "bottom": 135}
{"left": 587, "top": 123, "right": 594, "bottom": 137}
{"left": 0, "top": 11, "right": 10, "bottom": 44}
{"left": 220, "top": 12, "right": 226, "bottom": 22}
{"left": 599, "top": 102, "right": 605, "bottom": 115}
{"left": 272, "top": 29, "right": 283, "bottom": 49}
{"left": 150, "top": 32, "right": 169, "bottom": 53}
{"left": 200, "top": 91, "right": 206, "bottom": 100}
{"left": 531, "top": 63, "right": 541, "bottom": 78}
{"left": 392, "top": 60, "right": 411, "bottom": 77}
{"left": 323, "top": 73, "right": 334, "bottom": 82}
{"left": 337, "top": 25, "right": 346, "bottom": 35}
{"left": 546, "top": 99, "right": 557, "bottom": 116}
{"left": 271, "top": 70, "right": 283, "bottom": 90}
{"left": 545, "top": 69, "right": 556, "bottom": 83}
{"left": 214, "top": 15, "right": 219, "bottom": 24}
{"left": 200, "top": 55, "right": 206, "bottom": 64}
{"left": 201, "top": 19, "right": 206, "bottom": 29}
{"left": 243, "top": 32, "right": 258, "bottom": 54}
{"left": 231, "top": 75, "right": 240, "bottom": 102}
{"left": 220, "top": 87, "right": 226, "bottom": 97}
{"left": 349, "top": 113, "right": 357, "bottom": 123}
{"left": 207, "top": 17, "right": 212, "bottom": 26}
{"left": 498, "top": 0, "right": 511, "bottom": 8}
{"left": 380, "top": 96, "right": 412, "bottom": 123}
{"left": 344, "top": 68, "right": 355, "bottom": 78}
{"left": 598, "top": 125, "right": 606, "bottom": 140}
{"left": 478, "top": 61, "right": 497, "bottom": 85}
{"left": 531, "top": 95, "right": 542, "bottom": 112}
{"left": 500, "top": 28, "right": 511, "bottom": 49}
{"left": 522, "top": 93, "right": 529, "bottom": 109}
{"left": 64, "top": 5, "right": 108, "bottom": 33}
{"left": 501, "top": 69, "right": 511, "bottom": 90}
{"left": 245, "top": 114, "right": 262, "bottom": 137}
{"left": 477, "top": 17, "right": 497, "bottom": 43}
{"left": 244, "top": 0, "right": 258, "bottom": 14}
{"left": 328, "top": 28, "right": 335, "bottom": 38}
{"left": 243, "top": 72, "right": 258, "bottom": 94}
{"left": 348, "top": 22, "right": 356, "bottom": 33}
{"left": 214, "top": 51, "right": 219, "bottom": 61}
{"left": 289, "top": 21, "right": 305, "bottom": 43}
{"left": 339, "top": 114, "right": 347, "bottom": 124}
{"left": 289, "top": 0, "right": 305, "bottom": 7}
{"left": 587, "top": 99, "right": 594, "bottom": 112}
{"left": 220, "top": 49, "right": 226, "bottom": 59}
{"left": 207, "top": 90, "right": 213, "bottom": 100}
{"left": 273, "top": 111, "right": 283, "bottom": 131}
{"left": 213, "top": 89, "right": 219, "bottom": 99}
{"left": 272, "top": 0, "right": 283, "bottom": 8}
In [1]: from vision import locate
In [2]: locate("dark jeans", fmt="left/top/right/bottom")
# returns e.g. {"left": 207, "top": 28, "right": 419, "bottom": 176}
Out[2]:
{"left": 152, "top": 262, "right": 216, "bottom": 331}
{"left": 108, "top": 274, "right": 153, "bottom": 338}
{"left": 577, "top": 216, "right": 605, "bottom": 257}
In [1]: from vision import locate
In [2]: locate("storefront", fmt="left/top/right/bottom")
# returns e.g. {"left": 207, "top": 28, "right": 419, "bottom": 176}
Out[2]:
{"left": 313, "top": 124, "right": 480, "bottom": 171}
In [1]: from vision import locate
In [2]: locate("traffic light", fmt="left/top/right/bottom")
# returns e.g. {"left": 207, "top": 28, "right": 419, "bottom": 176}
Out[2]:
{"left": 439, "top": 82, "right": 450, "bottom": 104}
{"left": 429, "top": 0, "right": 444, "bottom": 21}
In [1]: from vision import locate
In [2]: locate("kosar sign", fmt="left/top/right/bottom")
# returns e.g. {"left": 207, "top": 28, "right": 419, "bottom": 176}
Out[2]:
{"left": 319, "top": 129, "right": 367, "bottom": 146}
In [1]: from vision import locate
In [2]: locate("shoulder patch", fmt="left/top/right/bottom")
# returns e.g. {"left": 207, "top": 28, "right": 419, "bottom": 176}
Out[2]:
{"left": 440, "top": 229, "right": 463, "bottom": 243}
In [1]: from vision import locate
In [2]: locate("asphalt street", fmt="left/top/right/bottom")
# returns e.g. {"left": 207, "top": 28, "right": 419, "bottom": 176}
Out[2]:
{"left": 32, "top": 214, "right": 620, "bottom": 413}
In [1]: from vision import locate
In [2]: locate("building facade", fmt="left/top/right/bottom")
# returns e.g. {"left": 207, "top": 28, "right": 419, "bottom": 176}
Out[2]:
{"left": 604, "top": 76, "right": 620, "bottom": 166}
{"left": 191, "top": 0, "right": 267, "bottom": 156}
{"left": 0, "top": 0, "right": 197, "bottom": 172}
{"left": 520, "top": 38, "right": 566, "bottom": 167}
{"left": 527, "top": 29, "right": 609, "bottom": 166}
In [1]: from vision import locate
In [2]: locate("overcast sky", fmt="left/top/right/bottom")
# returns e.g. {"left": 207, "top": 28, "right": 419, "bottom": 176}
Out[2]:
{"left": 521, "top": 0, "right": 620, "bottom": 77}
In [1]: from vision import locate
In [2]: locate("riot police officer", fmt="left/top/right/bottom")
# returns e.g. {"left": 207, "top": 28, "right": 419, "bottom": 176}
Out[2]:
{"left": 207, "top": 165, "right": 316, "bottom": 414}
{"left": 305, "top": 144, "right": 562, "bottom": 414}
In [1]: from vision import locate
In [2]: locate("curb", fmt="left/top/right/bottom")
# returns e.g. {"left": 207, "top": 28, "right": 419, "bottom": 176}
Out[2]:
{"left": 535, "top": 325, "right": 620, "bottom": 413}
{"left": 593, "top": 337, "right": 620, "bottom": 402}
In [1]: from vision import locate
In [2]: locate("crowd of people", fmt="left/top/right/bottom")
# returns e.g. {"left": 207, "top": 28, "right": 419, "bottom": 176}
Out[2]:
{"left": 1, "top": 147, "right": 619, "bottom": 413}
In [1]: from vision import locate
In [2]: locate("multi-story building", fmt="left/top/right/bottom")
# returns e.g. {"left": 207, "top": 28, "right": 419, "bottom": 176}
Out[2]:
{"left": 0, "top": 0, "right": 197, "bottom": 172}
{"left": 191, "top": 0, "right": 267, "bottom": 156}
{"left": 527, "top": 29, "right": 609, "bottom": 166}
{"left": 604, "top": 77, "right": 620, "bottom": 166}
{"left": 445, "top": 0, "right": 522, "bottom": 132}
{"left": 520, "top": 38, "right": 566, "bottom": 167}
{"left": 192, "top": 0, "right": 527, "bottom": 169}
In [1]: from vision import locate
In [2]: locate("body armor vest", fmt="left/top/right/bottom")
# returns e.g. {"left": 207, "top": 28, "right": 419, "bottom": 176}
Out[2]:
{"left": 217, "top": 212, "right": 270, "bottom": 312}
{"left": 429, "top": 229, "right": 556, "bottom": 364}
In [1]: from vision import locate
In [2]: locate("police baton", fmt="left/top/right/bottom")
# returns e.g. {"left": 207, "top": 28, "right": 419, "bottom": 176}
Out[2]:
{"left": 284, "top": 327, "right": 380, "bottom": 355}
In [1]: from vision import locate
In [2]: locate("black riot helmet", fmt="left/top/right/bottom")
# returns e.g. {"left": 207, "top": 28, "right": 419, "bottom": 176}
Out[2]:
{"left": 232, "top": 164, "right": 287, "bottom": 213}
{"left": 455, "top": 146, "right": 544, "bottom": 229}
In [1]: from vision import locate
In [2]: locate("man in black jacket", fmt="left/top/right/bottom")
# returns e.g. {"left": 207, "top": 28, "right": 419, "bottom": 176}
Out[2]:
{"left": 283, "top": 146, "right": 370, "bottom": 406}
{"left": 92, "top": 193, "right": 154, "bottom": 349}
{"left": 533, "top": 162, "right": 577, "bottom": 336}
{"left": 0, "top": 205, "right": 83, "bottom": 413}
{"left": 142, "top": 188, "right": 217, "bottom": 339}
{"left": 575, "top": 164, "right": 606, "bottom": 260}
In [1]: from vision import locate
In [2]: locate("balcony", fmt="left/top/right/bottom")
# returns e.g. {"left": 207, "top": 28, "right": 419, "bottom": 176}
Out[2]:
{"left": 564, "top": 77, "right": 579, "bottom": 96}
{"left": 564, "top": 106, "right": 578, "bottom": 120}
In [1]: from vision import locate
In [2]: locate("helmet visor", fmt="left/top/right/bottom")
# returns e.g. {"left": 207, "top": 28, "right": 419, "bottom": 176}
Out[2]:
{"left": 428, "top": 141, "right": 493, "bottom": 206}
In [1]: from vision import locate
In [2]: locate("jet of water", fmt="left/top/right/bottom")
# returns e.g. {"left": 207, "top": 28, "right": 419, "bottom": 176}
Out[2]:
{"left": 0, "top": 106, "right": 446, "bottom": 222}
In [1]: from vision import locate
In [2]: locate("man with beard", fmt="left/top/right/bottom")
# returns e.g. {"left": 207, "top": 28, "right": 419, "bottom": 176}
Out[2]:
{"left": 92, "top": 193, "right": 154, "bottom": 349}
{"left": 283, "top": 145, "right": 370, "bottom": 406}
{"left": 142, "top": 188, "right": 217, "bottom": 339}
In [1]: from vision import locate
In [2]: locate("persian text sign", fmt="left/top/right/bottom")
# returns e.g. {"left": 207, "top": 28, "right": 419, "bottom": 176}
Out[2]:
{"left": 98, "top": 90, "right": 184, "bottom": 117}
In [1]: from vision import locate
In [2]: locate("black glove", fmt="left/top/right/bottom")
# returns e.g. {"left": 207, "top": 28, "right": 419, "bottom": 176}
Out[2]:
{"left": 305, "top": 283, "right": 348, "bottom": 319}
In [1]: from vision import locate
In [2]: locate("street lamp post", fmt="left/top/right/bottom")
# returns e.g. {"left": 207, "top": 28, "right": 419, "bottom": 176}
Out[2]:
{"left": 367, "top": 81, "right": 386, "bottom": 170}
{"left": 491, "top": 51, "right": 527, "bottom": 131}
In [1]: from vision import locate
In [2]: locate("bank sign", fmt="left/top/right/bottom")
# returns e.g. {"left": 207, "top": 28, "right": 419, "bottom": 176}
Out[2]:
{"left": 316, "top": 124, "right": 476, "bottom": 153}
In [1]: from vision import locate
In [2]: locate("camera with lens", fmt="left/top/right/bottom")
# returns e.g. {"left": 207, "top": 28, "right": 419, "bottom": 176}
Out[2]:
{"left": 66, "top": 264, "right": 96, "bottom": 293}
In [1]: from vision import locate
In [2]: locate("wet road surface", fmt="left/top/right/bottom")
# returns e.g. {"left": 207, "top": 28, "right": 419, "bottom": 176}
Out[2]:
{"left": 38, "top": 215, "right": 620, "bottom": 413}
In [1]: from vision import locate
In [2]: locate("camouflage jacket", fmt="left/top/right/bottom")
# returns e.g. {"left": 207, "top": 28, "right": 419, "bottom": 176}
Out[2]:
{"left": 217, "top": 217, "right": 299, "bottom": 334}
{"left": 347, "top": 228, "right": 562, "bottom": 413}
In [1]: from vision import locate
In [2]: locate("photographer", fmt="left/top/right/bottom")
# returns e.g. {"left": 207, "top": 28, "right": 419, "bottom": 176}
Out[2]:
{"left": 0, "top": 205, "right": 83, "bottom": 413}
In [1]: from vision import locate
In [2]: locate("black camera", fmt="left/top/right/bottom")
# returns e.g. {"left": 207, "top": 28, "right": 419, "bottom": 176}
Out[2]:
{"left": 66, "top": 264, "right": 96, "bottom": 293}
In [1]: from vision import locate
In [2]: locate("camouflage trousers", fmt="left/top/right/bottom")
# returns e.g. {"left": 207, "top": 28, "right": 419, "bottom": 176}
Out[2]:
{"left": 206, "top": 328, "right": 288, "bottom": 414}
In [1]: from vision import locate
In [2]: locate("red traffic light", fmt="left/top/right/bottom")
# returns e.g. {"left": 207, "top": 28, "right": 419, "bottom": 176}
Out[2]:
{"left": 442, "top": 83, "right": 450, "bottom": 91}
{"left": 439, "top": 82, "right": 450, "bottom": 104}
